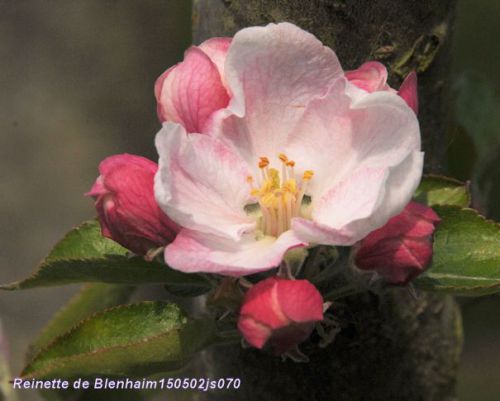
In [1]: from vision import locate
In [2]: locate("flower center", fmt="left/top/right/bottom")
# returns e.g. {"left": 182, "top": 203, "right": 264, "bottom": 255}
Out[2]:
{"left": 246, "top": 153, "right": 313, "bottom": 237}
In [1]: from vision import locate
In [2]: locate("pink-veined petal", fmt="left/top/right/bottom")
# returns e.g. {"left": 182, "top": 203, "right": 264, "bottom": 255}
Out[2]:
{"left": 345, "top": 61, "right": 388, "bottom": 93}
{"left": 164, "top": 229, "right": 307, "bottom": 276}
{"left": 155, "top": 122, "right": 255, "bottom": 240}
{"left": 155, "top": 47, "right": 229, "bottom": 132}
{"left": 198, "top": 37, "right": 232, "bottom": 84}
{"left": 213, "top": 22, "right": 343, "bottom": 164}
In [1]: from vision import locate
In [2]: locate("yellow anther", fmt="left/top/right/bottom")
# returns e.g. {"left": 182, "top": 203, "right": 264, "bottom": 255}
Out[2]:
{"left": 278, "top": 153, "right": 288, "bottom": 163}
{"left": 246, "top": 175, "right": 254, "bottom": 183}
{"left": 286, "top": 160, "right": 295, "bottom": 167}
{"left": 303, "top": 170, "right": 314, "bottom": 180}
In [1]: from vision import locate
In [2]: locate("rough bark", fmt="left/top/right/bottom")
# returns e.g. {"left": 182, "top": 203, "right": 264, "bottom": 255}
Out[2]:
{"left": 192, "top": 1, "right": 462, "bottom": 400}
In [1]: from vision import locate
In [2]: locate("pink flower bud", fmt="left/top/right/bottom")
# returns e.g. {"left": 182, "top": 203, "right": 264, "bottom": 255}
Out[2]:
{"left": 238, "top": 277, "right": 324, "bottom": 353}
{"left": 155, "top": 37, "right": 232, "bottom": 133}
{"left": 345, "top": 61, "right": 419, "bottom": 114}
{"left": 86, "top": 154, "right": 179, "bottom": 256}
{"left": 354, "top": 201, "right": 440, "bottom": 284}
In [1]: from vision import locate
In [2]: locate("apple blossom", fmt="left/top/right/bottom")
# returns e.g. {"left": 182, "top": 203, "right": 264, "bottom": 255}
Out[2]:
{"left": 87, "top": 154, "right": 179, "bottom": 256}
{"left": 238, "top": 277, "right": 324, "bottom": 353}
{"left": 155, "top": 22, "right": 423, "bottom": 276}
{"left": 354, "top": 201, "right": 440, "bottom": 284}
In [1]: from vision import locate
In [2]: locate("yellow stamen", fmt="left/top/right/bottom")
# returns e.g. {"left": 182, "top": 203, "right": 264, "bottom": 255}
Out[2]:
{"left": 246, "top": 155, "right": 314, "bottom": 237}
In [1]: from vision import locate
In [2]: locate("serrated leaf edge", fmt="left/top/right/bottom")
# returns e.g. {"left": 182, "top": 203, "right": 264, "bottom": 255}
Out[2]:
{"left": 24, "top": 301, "right": 184, "bottom": 373}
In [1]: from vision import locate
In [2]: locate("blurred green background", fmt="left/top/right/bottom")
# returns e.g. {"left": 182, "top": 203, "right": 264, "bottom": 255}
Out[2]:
{"left": 0, "top": 1, "right": 498, "bottom": 400}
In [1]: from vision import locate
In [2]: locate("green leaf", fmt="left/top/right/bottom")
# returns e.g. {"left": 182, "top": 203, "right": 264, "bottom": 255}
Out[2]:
{"left": 22, "top": 302, "right": 216, "bottom": 379}
{"left": 415, "top": 206, "right": 500, "bottom": 296}
{"left": 414, "top": 175, "right": 471, "bottom": 207}
{"left": 29, "top": 284, "right": 136, "bottom": 359}
{"left": 0, "top": 220, "right": 211, "bottom": 293}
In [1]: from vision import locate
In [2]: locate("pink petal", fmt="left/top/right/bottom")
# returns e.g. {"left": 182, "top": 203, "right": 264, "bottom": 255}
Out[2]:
{"left": 237, "top": 316, "right": 272, "bottom": 349}
{"left": 155, "top": 47, "right": 229, "bottom": 132}
{"left": 284, "top": 79, "right": 352, "bottom": 194}
{"left": 276, "top": 279, "right": 324, "bottom": 323}
{"left": 326, "top": 152, "right": 422, "bottom": 248}
{"left": 292, "top": 152, "right": 422, "bottom": 246}
{"left": 357, "top": 237, "right": 433, "bottom": 284}
{"left": 364, "top": 151, "right": 424, "bottom": 236}
{"left": 198, "top": 37, "right": 232, "bottom": 84}
{"left": 360, "top": 201, "right": 437, "bottom": 248}
{"left": 214, "top": 22, "right": 343, "bottom": 164}
{"left": 86, "top": 154, "right": 179, "bottom": 255}
{"left": 292, "top": 166, "right": 389, "bottom": 245}
{"left": 98, "top": 153, "right": 158, "bottom": 175}
{"left": 164, "top": 229, "right": 306, "bottom": 276}
{"left": 406, "top": 200, "right": 440, "bottom": 223}
{"left": 285, "top": 85, "right": 420, "bottom": 199}
{"left": 240, "top": 277, "right": 289, "bottom": 329}
{"left": 398, "top": 71, "right": 419, "bottom": 114}
{"left": 345, "top": 61, "right": 388, "bottom": 93}
{"left": 155, "top": 123, "right": 255, "bottom": 241}
{"left": 348, "top": 91, "right": 421, "bottom": 170}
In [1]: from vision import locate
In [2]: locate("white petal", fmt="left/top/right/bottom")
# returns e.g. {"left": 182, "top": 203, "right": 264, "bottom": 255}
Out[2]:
{"left": 292, "top": 166, "right": 388, "bottom": 245}
{"left": 165, "top": 229, "right": 307, "bottom": 276}
{"left": 286, "top": 86, "right": 420, "bottom": 197}
{"left": 155, "top": 122, "right": 255, "bottom": 240}
{"left": 213, "top": 22, "right": 343, "bottom": 165}
{"left": 356, "top": 151, "right": 424, "bottom": 234}
{"left": 292, "top": 151, "right": 423, "bottom": 245}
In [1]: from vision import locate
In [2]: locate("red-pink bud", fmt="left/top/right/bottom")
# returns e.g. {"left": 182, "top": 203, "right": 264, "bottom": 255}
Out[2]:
{"left": 345, "top": 62, "right": 419, "bottom": 114}
{"left": 86, "top": 154, "right": 179, "bottom": 256}
{"left": 238, "top": 277, "right": 324, "bottom": 353}
{"left": 354, "top": 201, "right": 440, "bottom": 284}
